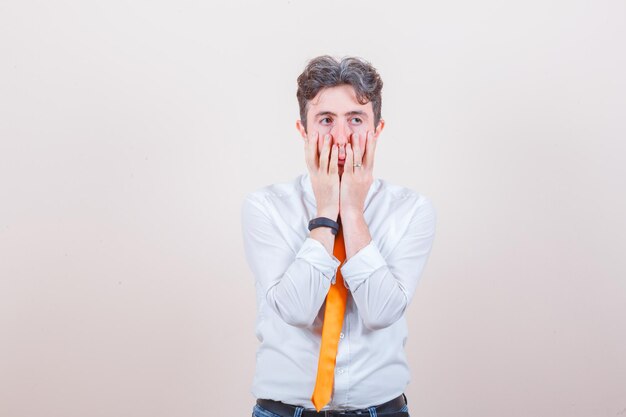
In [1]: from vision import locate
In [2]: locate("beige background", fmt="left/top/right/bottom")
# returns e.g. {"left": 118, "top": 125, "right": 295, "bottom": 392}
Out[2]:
{"left": 1, "top": 1, "right": 625, "bottom": 416}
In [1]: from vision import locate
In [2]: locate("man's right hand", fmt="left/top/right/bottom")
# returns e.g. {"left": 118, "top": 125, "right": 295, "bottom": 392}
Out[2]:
{"left": 304, "top": 132, "right": 340, "bottom": 221}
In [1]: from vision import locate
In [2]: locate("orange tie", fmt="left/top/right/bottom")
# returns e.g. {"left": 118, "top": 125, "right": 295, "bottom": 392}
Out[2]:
{"left": 311, "top": 224, "right": 348, "bottom": 411}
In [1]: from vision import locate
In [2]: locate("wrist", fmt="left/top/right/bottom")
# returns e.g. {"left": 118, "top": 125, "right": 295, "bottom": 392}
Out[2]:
{"left": 309, "top": 216, "right": 339, "bottom": 236}
{"left": 316, "top": 209, "right": 339, "bottom": 221}
{"left": 339, "top": 207, "right": 363, "bottom": 220}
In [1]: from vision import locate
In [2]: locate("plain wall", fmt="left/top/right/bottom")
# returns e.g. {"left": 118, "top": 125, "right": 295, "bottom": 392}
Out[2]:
{"left": 1, "top": 1, "right": 625, "bottom": 416}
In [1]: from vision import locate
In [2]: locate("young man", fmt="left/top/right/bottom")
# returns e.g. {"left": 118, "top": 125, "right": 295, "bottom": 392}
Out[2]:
{"left": 242, "top": 56, "right": 436, "bottom": 417}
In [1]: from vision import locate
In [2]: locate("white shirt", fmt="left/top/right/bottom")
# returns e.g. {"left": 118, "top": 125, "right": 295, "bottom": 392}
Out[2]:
{"left": 241, "top": 171, "right": 436, "bottom": 410}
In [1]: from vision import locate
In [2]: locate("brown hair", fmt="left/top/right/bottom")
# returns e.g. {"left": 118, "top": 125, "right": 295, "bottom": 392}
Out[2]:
{"left": 296, "top": 55, "right": 383, "bottom": 131}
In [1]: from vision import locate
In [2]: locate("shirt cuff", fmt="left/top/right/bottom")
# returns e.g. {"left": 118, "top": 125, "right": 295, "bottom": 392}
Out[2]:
{"left": 340, "top": 240, "right": 387, "bottom": 290}
{"left": 296, "top": 237, "right": 342, "bottom": 282}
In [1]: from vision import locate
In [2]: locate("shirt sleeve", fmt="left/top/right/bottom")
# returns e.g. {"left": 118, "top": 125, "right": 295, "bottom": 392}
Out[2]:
{"left": 340, "top": 196, "right": 436, "bottom": 330}
{"left": 241, "top": 195, "right": 341, "bottom": 327}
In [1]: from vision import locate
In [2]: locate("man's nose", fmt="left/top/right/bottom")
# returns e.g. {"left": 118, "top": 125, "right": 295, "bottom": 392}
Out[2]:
{"left": 330, "top": 123, "right": 352, "bottom": 145}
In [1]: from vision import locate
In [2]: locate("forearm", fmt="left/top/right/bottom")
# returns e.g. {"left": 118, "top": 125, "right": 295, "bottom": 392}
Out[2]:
{"left": 264, "top": 236, "right": 341, "bottom": 327}
{"left": 347, "top": 263, "right": 408, "bottom": 330}
{"left": 266, "top": 255, "right": 334, "bottom": 327}
{"left": 340, "top": 209, "right": 373, "bottom": 260}
{"left": 339, "top": 210, "right": 406, "bottom": 329}
{"left": 339, "top": 198, "right": 436, "bottom": 330}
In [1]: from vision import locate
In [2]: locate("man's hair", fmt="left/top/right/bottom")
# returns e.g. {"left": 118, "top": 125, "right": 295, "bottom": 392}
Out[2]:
{"left": 296, "top": 55, "right": 383, "bottom": 131}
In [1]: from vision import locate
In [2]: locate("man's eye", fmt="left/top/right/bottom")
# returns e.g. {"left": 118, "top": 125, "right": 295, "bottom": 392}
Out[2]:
{"left": 351, "top": 117, "right": 363, "bottom": 124}
{"left": 320, "top": 117, "right": 332, "bottom": 125}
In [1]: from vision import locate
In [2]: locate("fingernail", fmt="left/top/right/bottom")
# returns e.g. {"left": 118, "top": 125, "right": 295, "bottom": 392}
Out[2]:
{"left": 325, "top": 135, "right": 330, "bottom": 142}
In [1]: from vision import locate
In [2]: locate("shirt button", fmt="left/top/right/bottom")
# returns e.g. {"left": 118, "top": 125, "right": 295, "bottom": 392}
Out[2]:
{"left": 339, "top": 333, "right": 345, "bottom": 339}
{"left": 337, "top": 368, "right": 345, "bottom": 374}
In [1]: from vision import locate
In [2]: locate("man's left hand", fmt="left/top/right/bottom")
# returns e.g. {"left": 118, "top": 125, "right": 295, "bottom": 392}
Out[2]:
{"left": 339, "top": 131, "right": 377, "bottom": 220}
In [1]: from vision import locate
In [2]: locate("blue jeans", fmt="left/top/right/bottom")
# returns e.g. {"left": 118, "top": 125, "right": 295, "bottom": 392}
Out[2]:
{"left": 252, "top": 403, "right": 410, "bottom": 417}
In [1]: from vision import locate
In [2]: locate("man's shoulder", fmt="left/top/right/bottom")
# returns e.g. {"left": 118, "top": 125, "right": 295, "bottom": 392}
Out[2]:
{"left": 375, "top": 178, "right": 434, "bottom": 209}
{"left": 372, "top": 179, "right": 436, "bottom": 237}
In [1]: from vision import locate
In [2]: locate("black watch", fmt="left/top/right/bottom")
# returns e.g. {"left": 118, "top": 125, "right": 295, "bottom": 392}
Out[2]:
{"left": 308, "top": 217, "right": 339, "bottom": 235}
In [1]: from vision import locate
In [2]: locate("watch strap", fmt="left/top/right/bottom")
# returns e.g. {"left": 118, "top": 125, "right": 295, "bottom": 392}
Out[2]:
{"left": 308, "top": 217, "right": 339, "bottom": 235}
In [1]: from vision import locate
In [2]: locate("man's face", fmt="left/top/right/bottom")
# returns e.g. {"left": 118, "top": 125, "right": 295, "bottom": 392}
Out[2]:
{"left": 296, "top": 84, "right": 384, "bottom": 176}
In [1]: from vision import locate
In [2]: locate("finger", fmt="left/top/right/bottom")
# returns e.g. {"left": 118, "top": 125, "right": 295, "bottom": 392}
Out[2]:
{"left": 318, "top": 134, "right": 332, "bottom": 173}
{"left": 345, "top": 142, "right": 354, "bottom": 176}
{"left": 329, "top": 144, "right": 338, "bottom": 175}
{"left": 363, "top": 131, "right": 377, "bottom": 170}
{"left": 351, "top": 133, "right": 362, "bottom": 167}
{"left": 304, "top": 131, "right": 319, "bottom": 171}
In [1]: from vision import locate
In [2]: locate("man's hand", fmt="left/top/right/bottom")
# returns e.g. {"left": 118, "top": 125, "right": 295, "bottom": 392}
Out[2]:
{"left": 305, "top": 131, "right": 340, "bottom": 221}
{"left": 340, "top": 131, "right": 377, "bottom": 219}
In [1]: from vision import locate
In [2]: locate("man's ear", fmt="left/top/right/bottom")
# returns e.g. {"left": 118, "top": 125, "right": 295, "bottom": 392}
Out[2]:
{"left": 374, "top": 119, "right": 385, "bottom": 139}
{"left": 295, "top": 120, "right": 307, "bottom": 140}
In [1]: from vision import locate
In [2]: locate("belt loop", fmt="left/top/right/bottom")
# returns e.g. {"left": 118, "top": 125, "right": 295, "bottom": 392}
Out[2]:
{"left": 293, "top": 406, "right": 304, "bottom": 417}
{"left": 367, "top": 406, "right": 377, "bottom": 417}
